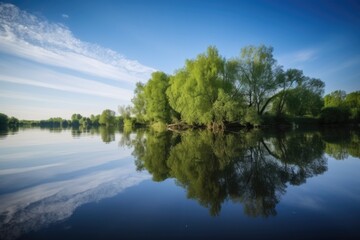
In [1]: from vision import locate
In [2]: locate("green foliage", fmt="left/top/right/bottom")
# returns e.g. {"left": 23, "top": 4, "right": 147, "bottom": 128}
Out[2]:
{"left": 131, "top": 82, "right": 146, "bottom": 123}
{"left": 272, "top": 69, "right": 304, "bottom": 116}
{"left": 150, "top": 121, "right": 167, "bottom": 132}
{"left": 118, "top": 105, "right": 132, "bottom": 120}
{"left": 167, "top": 46, "right": 232, "bottom": 125}
{"left": 238, "top": 45, "right": 282, "bottom": 115}
{"left": 8, "top": 116, "right": 19, "bottom": 128}
{"left": 99, "top": 109, "right": 116, "bottom": 127}
{"left": 322, "top": 90, "right": 360, "bottom": 123}
{"left": 212, "top": 89, "right": 244, "bottom": 125}
{"left": 61, "top": 119, "right": 70, "bottom": 128}
{"left": 80, "top": 117, "right": 91, "bottom": 127}
{"left": 244, "top": 108, "right": 262, "bottom": 126}
{"left": 144, "top": 71, "right": 172, "bottom": 123}
{"left": 0, "top": 113, "right": 9, "bottom": 129}
{"left": 40, "top": 117, "right": 63, "bottom": 128}
{"left": 90, "top": 114, "right": 100, "bottom": 127}
{"left": 284, "top": 86, "right": 323, "bottom": 117}
{"left": 129, "top": 45, "right": 329, "bottom": 128}
{"left": 344, "top": 91, "right": 360, "bottom": 121}
{"left": 324, "top": 90, "right": 346, "bottom": 107}
{"left": 123, "top": 118, "right": 134, "bottom": 132}
{"left": 71, "top": 119, "right": 80, "bottom": 128}
{"left": 71, "top": 113, "right": 82, "bottom": 121}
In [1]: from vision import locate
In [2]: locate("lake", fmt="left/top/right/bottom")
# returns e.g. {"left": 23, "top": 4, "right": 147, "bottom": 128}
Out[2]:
{"left": 0, "top": 127, "right": 359, "bottom": 240}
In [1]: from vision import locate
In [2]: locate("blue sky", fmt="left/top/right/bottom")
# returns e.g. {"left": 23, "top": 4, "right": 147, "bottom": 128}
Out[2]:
{"left": 0, "top": 0, "right": 359, "bottom": 119}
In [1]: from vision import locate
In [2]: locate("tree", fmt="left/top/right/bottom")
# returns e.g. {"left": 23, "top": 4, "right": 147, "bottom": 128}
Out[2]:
{"left": 118, "top": 105, "right": 132, "bottom": 119}
{"left": 324, "top": 90, "right": 346, "bottom": 107}
{"left": 80, "top": 117, "right": 91, "bottom": 127}
{"left": 144, "top": 71, "right": 172, "bottom": 123}
{"left": 167, "top": 46, "right": 236, "bottom": 126}
{"left": 71, "top": 113, "right": 82, "bottom": 121}
{"left": 273, "top": 69, "right": 304, "bottom": 116}
{"left": 131, "top": 82, "right": 147, "bottom": 123}
{"left": 0, "top": 113, "right": 8, "bottom": 129}
{"left": 237, "top": 45, "right": 282, "bottom": 115}
{"left": 71, "top": 113, "right": 82, "bottom": 128}
{"left": 345, "top": 91, "right": 360, "bottom": 121}
{"left": 274, "top": 76, "right": 324, "bottom": 117}
{"left": 285, "top": 87, "right": 324, "bottom": 117}
{"left": 90, "top": 114, "right": 100, "bottom": 127}
{"left": 212, "top": 89, "right": 244, "bottom": 128}
{"left": 8, "top": 116, "right": 19, "bottom": 128}
{"left": 99, "top": 109, "right": 116, "bottom": 127}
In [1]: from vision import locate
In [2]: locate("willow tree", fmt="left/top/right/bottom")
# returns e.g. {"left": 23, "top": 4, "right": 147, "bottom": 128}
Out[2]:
{"left": 273, "top": 69, "right": 304, "bottom": 116}
{"left": 166, "top": 46, "right": 240, "bottom": 126}
{"left": 143, "top": 71, "right": 172, "bottom": 123}
{"left": 283, "top": 77, "right": 325, "bottom": 117}
{"left": 237, "top": 45, "right": 282, "bottom": 115}
{"left": 99, "top": 109, "right": 116, "bottom": 127}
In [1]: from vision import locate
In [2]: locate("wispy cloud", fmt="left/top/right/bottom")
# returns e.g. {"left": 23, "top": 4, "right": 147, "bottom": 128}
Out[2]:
{"left": 277, "top": 48, "right": 319, "bottom": 67}
{"left": 0, "top": 61, "right": 133, "bottom": 101}
{"left": 0, "top": 3, "right": 155, "bottom": 83}
{"left": 61, "top": 13, "right": 69, "bottom": 19}
{"left": 293, "top": 49, "right": 317, "bottom": 62}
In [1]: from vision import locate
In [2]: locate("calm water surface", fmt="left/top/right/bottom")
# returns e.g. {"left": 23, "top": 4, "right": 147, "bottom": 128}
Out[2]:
{"left": 0, "top": 127, "right": 359, "bottom": 240}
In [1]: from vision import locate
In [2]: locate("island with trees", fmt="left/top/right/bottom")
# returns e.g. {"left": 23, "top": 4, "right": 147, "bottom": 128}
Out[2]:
{"left": 129, "top": 45, "right": 359, "bottom": 131}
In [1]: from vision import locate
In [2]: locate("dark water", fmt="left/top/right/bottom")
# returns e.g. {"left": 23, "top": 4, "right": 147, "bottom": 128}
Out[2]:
{"left": 0, "top": 127, "right": 359, "bottom": 240}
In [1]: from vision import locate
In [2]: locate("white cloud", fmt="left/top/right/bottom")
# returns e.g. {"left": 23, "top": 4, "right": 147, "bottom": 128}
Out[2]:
{"left": 293, "top": 49, "right": 317, "bottom": 62}
{"left": 61, "top": 13, "right": 69, "bottom": 19}
{"left": 277, "top": 48, "right": 318, "bottom": 67}
{"left": 0, "top": 62, "right": 133, "bottom": 101}
{"left": 0, "top": 3, "right": 155, "bottom": 83}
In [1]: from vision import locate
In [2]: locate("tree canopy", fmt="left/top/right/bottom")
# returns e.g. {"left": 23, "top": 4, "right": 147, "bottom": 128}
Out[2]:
{"left": 130, "top": 45, "right": 328, "bottom": 128}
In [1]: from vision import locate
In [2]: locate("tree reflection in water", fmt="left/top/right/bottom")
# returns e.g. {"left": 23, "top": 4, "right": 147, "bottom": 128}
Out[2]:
{"left": 131, "top": 129, "right": 332, "bottom": 217}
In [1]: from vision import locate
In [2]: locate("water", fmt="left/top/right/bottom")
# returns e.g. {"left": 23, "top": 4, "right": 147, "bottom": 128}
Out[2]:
{"left": 0, "top": 127, "right": 359, "bottom": 240}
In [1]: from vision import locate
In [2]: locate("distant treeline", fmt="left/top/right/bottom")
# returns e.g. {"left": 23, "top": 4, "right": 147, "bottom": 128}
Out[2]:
{"left": 121, "top": 45, "right": 359, "bottom": 130}
{"left": 0, "top": 109, "right": 131, "bottom": 130}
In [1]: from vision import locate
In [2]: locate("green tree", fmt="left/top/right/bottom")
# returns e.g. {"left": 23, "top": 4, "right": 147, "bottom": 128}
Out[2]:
{"left": 99, "top": 109, "right": 116, "bottom": 127}
{"left": 0, "top": 113, "right": 9, "bottom": 129}
{"left": 344, "top": 91, "right": 360, "bottom": 121}
{"left": 71, "top": 113, "right": 82, "bottom": 121}
{"left": 90, "top": 114, "right": 100, "bottom": 127}
{"left": 131, "top": 82, "right": 146, "bottom": 123}
{"left": 324, "top": 90, "right": 346, "bottom": 107}
{"left": 280, "top": 77, "right": 324, "bottom": 117}
{"left": 71, "top": 113, "right": 82, "bottom": 128}
{"left": 80, "top": 117, "right": 91, "bottom": 127}
{"left": 8, "top": 116, "right": 19, "bottom": 128}
{"left": 237, "top": 45, "right": 282, "bottom": 115}
{"left": 167, "top": 46, "right": 235, "bottom": 126}
{"left": 118, "top": 105, "right": 132, "bottom": 119}
{"left": 144, "top": 71, "right": 172, "bottom": 123}
{"left": 273, "top": 69, "right": 304, "bottom": 116}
